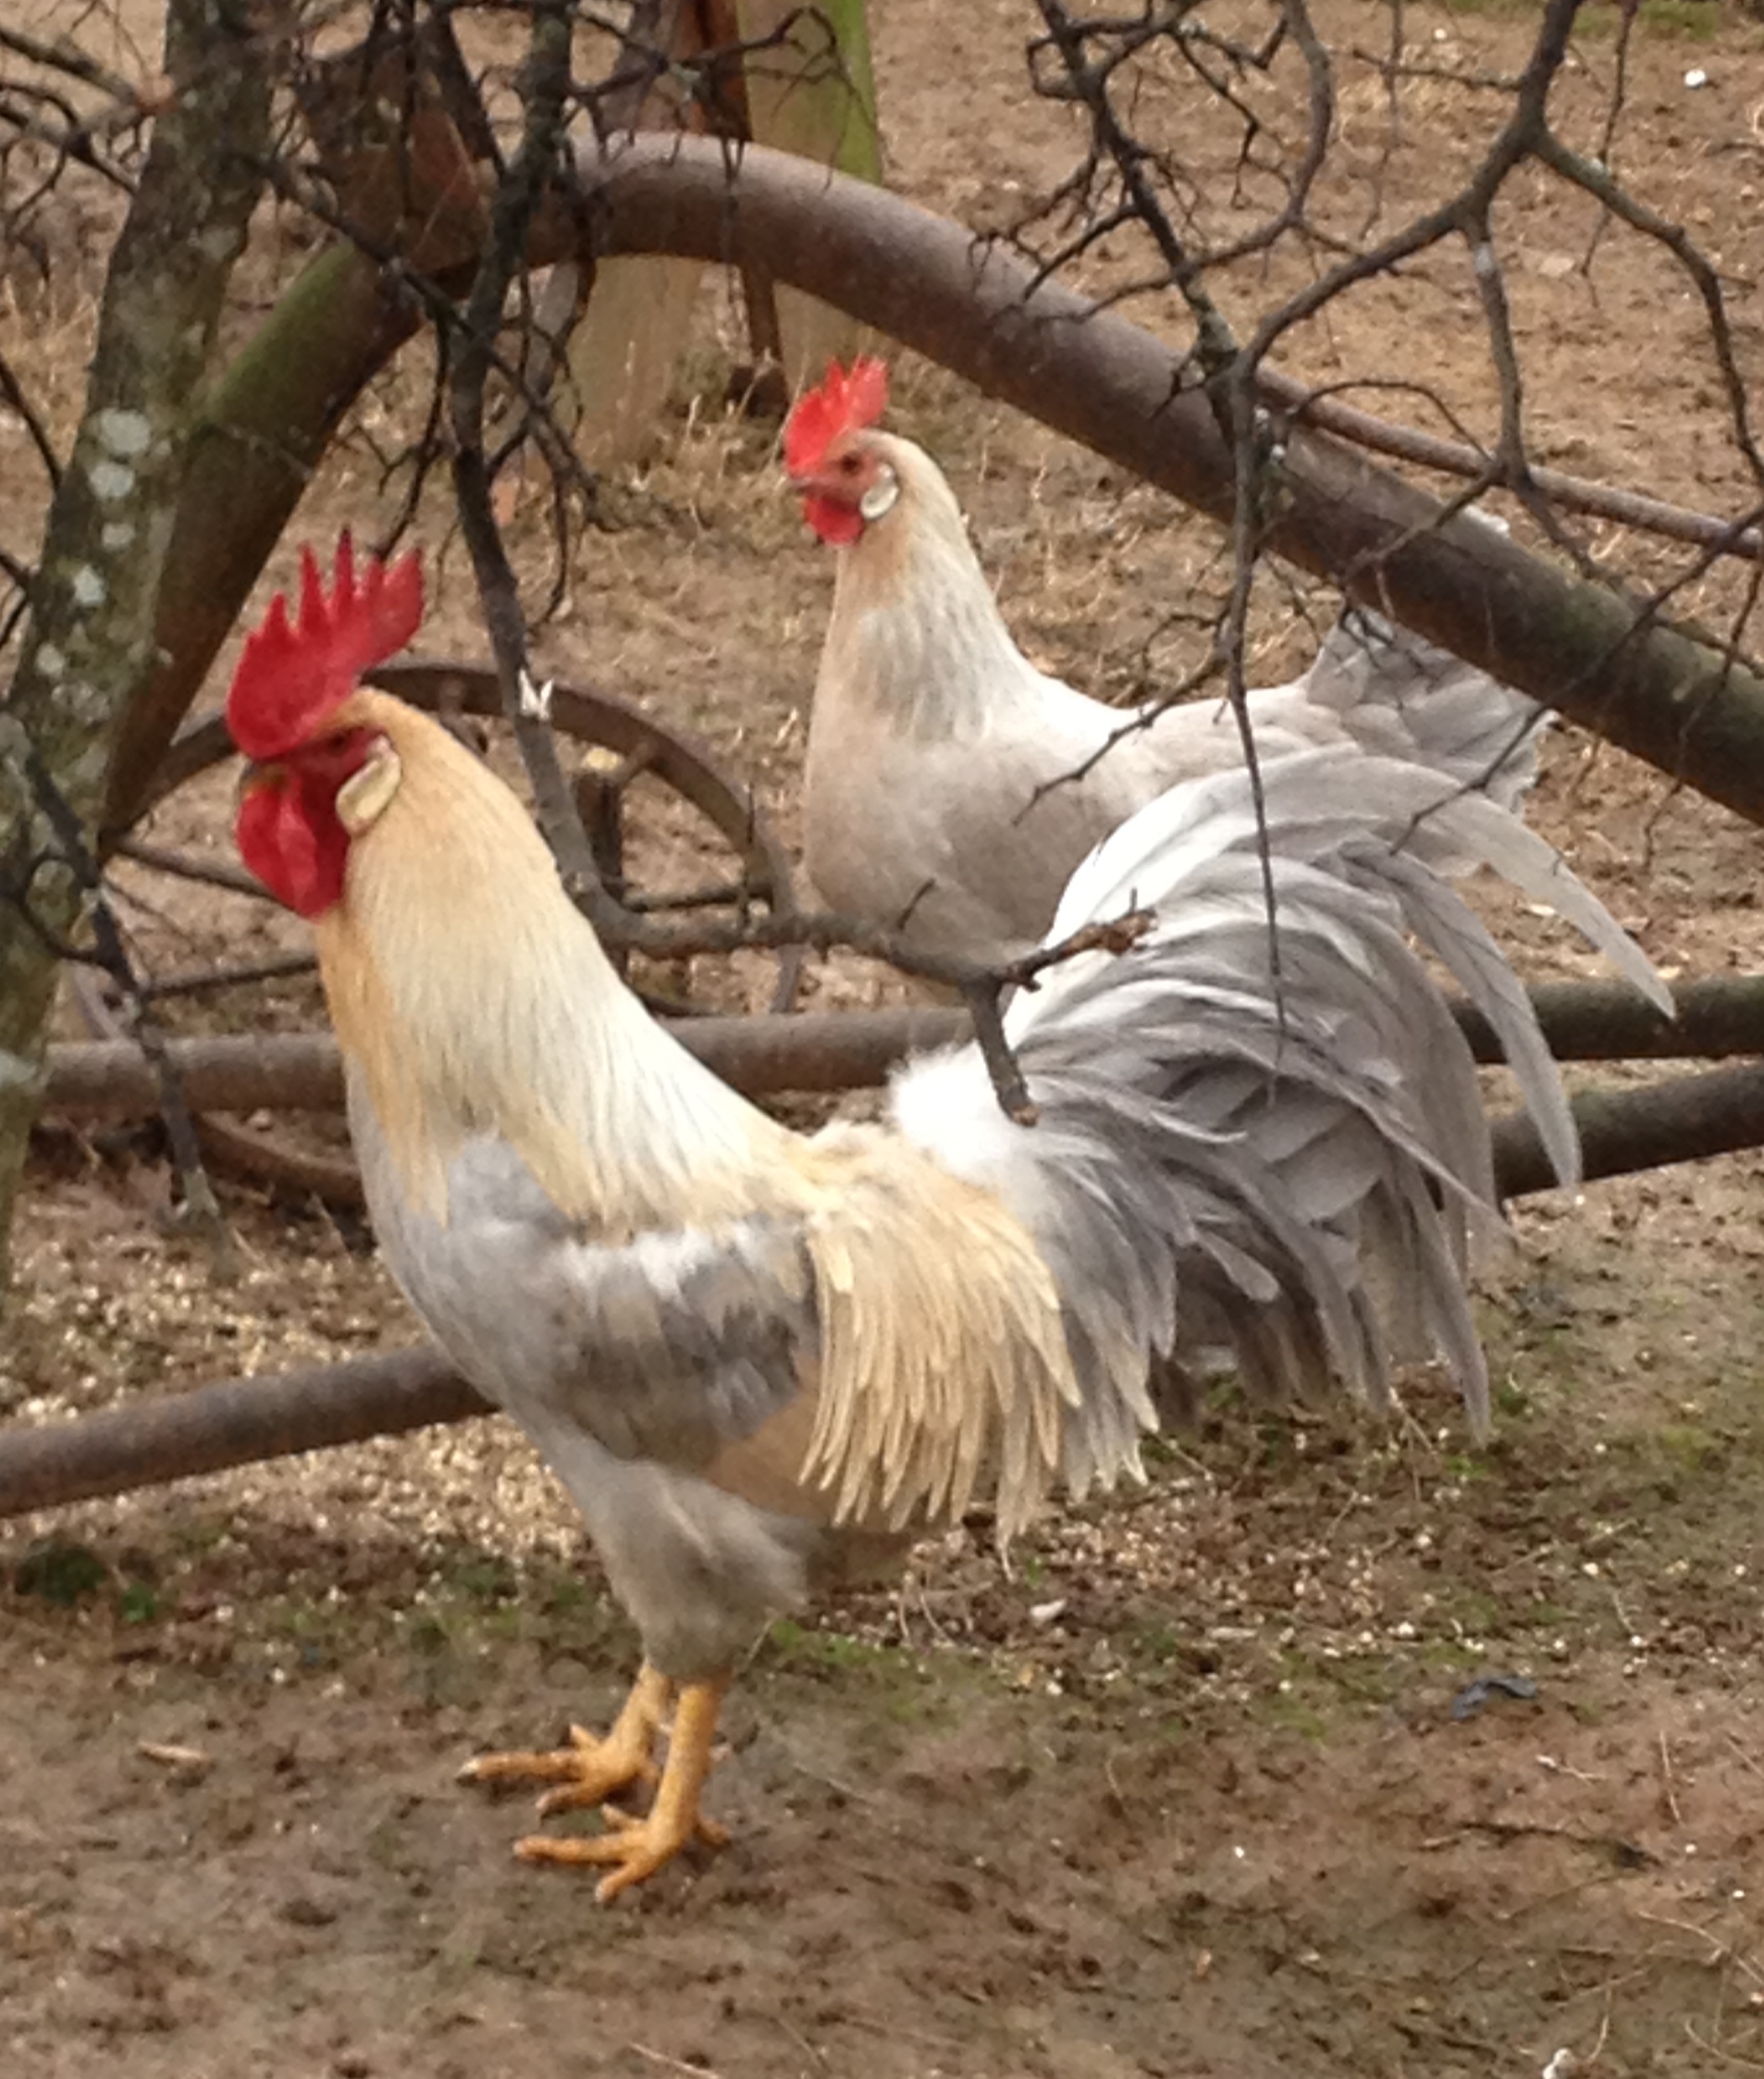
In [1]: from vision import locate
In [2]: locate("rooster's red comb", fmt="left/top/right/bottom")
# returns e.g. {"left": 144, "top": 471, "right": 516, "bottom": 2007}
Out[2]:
{"left": 783, "top": 357, "right": 889, "bottom": 476}
{"left": 227, "top": 534, "right": 424, "bottom": 761}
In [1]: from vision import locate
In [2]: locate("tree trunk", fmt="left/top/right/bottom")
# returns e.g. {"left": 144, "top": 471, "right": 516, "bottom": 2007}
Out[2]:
{"left": 0, "top": 0, "right": 270, "bottom": 1293}
{"left": 99, "top": 242, "right": 418, "bottom": 834}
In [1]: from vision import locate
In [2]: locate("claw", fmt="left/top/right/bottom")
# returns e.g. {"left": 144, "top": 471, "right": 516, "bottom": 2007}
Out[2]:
{"left": 536, "top": 1753, "right": 660, "bottom": 1818}
{"left": 458, "top": 1664, "right": 671, "bottom": 1810}
{"left": 459, "top": 1724, "right": 614, "bottom": 1788}
{"left": 514, "top": 1806, "right": 725, "bottom": 1900}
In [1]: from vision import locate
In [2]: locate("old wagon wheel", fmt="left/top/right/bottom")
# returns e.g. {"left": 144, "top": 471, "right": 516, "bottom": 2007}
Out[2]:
{"left": 96, "top": 661, "right": 807, "bottom": 1205}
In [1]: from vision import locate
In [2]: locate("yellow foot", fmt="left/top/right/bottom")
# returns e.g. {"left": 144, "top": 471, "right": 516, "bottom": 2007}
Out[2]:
{"left": 458, "top": 1662, "right": 669, "bottom": 1814}
{"left": 515, "top": 1799, "right": 731, "bottom": 1904}
{"left": 501, "top": 1673, "right": 732, "bottom": 1904}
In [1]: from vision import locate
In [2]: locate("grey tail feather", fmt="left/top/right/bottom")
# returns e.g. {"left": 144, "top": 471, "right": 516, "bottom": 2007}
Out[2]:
{"left": 1301, "top": 609, "right": 1549, "bottom": 816}
{"left": 893, "top": 738, "right": 1664, "bottom": 1526}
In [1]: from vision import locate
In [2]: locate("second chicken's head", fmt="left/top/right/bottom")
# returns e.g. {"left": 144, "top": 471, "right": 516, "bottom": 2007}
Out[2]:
{"left": 783, "top": 357, "right": 903, "bottom": 546}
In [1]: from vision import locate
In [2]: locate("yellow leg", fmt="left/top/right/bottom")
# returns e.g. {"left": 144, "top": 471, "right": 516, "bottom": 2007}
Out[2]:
{"left": 458, "top": 1662, "right": 671, "bottom": 1813}
{"left": 514, "top": 1675, "right": 731, "bottom": 1903}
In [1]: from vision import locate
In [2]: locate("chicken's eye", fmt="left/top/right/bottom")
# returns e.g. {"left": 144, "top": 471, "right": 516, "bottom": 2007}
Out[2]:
{"left": 837, "top": 453, "right": 863, "bottom": 476}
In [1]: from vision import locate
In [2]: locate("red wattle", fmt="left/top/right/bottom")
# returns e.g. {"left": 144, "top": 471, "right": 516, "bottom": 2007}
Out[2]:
{"left": 235, "top": 734, "right": 376, "bottom": 917}
{"left": 803, "top": 493, "right": 864, "bottom": 547}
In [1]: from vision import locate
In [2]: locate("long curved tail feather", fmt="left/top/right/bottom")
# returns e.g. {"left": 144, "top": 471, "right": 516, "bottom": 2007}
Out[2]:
{"left": 890, "top": 744, "right": 1666, "bottom": 1509}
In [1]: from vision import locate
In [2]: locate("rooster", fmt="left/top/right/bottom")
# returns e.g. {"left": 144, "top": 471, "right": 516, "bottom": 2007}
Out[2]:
{"left": 787, "top": 359, "right": 1548, "bottom": 963}
{"left": 227, "top": 538, "right": 1662, "bottom": 1902}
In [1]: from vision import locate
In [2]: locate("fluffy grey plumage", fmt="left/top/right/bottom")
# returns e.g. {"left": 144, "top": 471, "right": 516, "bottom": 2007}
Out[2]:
{"left": 891, "top": 745, "right": 1671, "bottom": 1509}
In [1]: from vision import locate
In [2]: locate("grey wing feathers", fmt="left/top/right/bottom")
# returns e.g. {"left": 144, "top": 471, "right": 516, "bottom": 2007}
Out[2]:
{"left": 893, "top": 742, "right": 1665, "bottom": 1506}
{"left": 528, "top": 1219, "right": 816, "bottom": 1465}
{"left": 354, "top": 1111, "right": 818, "bottom": 1471}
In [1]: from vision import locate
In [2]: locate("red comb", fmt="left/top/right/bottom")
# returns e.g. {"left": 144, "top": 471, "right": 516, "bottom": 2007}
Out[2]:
{"left": 783, "top": 357, "right": 889, "bottom": 476}
{"left": 227, "top": 533, "right": 424, "bottom": 761}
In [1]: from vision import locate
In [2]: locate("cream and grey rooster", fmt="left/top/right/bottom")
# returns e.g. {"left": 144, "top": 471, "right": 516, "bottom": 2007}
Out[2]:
{"left": 227, "top": 538, "right": 1660, "bottom": 1902}
{"left": 788, "top": 359, "right": 1547, "bottom": 962}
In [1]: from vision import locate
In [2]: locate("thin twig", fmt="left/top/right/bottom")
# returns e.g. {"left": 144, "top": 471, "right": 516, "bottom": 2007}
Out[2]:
{"left": 627, "top": 2047, "right": 722, "bottom": 2079}
{"left": 1656, "top": 1727, "right": 1684, "bottom": 1829}
{"left": 0, "top": 24, "right": 143, "bottom": 103}
{"left": 112, "top": 836, "right": 274, "bottom": 901}
{"left": 445, "top": 0, "right": 626, "bottom": 942}
{"left": 1633, "top": 1912, "right": 1764, "bottom": 1991}
{"left": 140, "top": 951, "right": 317, "bottom": 1001}
{"left": 1258, "top": 370, "right": 1764, "bottom": 563}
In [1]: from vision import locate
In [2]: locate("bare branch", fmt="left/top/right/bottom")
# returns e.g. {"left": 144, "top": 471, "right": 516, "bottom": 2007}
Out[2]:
{"left": 1259, "top": 372, "right": 1764, "bottom": 563}
{"left": 0, "top": 24, "right": 146, "bottom": 105}
{"left": 110, "top": 837, "right": 273, "bottom": 902}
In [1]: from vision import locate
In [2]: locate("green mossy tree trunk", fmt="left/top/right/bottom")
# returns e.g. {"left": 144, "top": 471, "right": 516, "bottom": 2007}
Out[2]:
{"left": 0, "top": 0, "right": 271, "bottom": 1293}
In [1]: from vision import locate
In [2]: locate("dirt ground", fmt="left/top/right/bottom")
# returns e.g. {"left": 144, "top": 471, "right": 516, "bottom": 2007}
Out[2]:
{"left": 6, "top": 1, "right": 1764, "bottom": 2074}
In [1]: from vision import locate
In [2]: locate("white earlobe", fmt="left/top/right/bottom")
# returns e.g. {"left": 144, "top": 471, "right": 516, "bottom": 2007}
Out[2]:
{"left": 859, "top": 471, "right": 900, "bottom": 523}
{"left": 336, "top": 740, "right": 403, "bottom": 833}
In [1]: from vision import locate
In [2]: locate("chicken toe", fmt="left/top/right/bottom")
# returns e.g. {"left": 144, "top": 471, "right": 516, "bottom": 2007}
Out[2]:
{"left": 458, "top": 1661, "right": 670, "bottom": 1813}
{"left": 510, "top": 1675, "right": 730, "bottom": 1903}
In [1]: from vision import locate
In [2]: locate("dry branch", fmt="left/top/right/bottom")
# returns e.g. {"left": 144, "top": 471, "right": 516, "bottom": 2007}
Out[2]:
{"left": 1489, "top": 1060, "right": 1764, "bottom": 1201}
{"left": 447, "top": 0, "right": 622, "bottom": 938}
{"left": 1261, "top": 374, "right": 1764, "bottom": 564}
{"left": 0, "top": 1349, "right": 486, "bottom": 1520}
{"left": 10, "top": 1058, "right": 1764, "bottom": 1521}
{"left": 39, "top": 1011, "right": 966, "bottom": 1120}
{"left": 1450, "top": 976, "right": 1759, "bottom": 1065}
